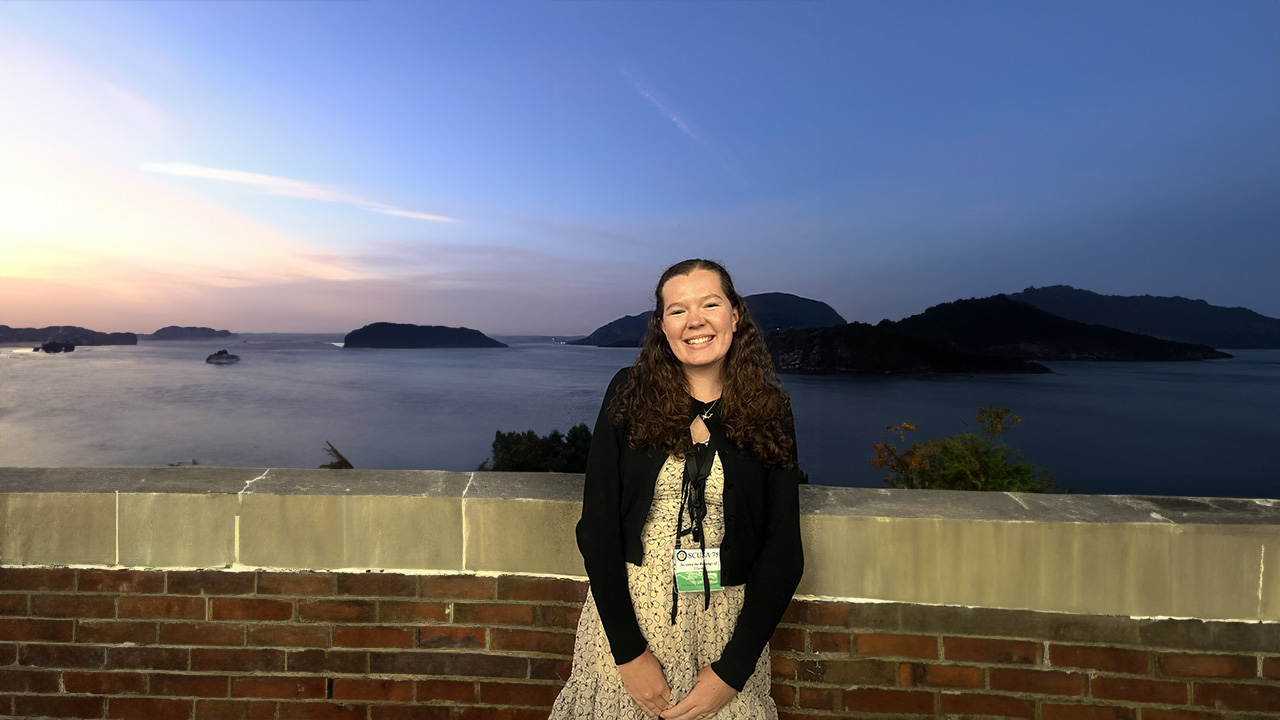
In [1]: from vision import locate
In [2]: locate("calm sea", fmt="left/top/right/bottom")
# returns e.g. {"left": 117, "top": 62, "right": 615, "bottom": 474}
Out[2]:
{"left": 1, "top": 335, "right": 1276, "bottom": 499}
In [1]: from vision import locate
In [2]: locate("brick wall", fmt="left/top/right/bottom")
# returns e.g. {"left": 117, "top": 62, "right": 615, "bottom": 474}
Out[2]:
{"left": 2, "top": 567, "right": 1277, "bottom": 720}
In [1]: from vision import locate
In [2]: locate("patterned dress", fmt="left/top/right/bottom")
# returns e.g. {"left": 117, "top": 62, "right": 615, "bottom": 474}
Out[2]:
{"left": 549, "top": 452, "right": 775, "bottom": 719}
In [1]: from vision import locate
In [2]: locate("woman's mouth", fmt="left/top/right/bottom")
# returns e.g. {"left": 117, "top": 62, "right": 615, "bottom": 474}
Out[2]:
{"left": 685, "top": 335, "right": 714, "bottom": 346}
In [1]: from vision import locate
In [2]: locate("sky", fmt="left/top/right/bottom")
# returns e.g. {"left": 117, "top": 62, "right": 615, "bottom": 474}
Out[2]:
{"left": 1, "top": 0, "right": 1277, "bottom": 335}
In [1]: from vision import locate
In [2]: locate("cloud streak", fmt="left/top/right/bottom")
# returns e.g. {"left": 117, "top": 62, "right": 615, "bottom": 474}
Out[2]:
{"left": 140, "top": 163, "right": 457, "bottom": 223}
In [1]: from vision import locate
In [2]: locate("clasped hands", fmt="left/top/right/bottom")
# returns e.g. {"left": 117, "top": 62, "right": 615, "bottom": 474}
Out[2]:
{"left": 618, "top": 650, "right": 737, "bottom": 720}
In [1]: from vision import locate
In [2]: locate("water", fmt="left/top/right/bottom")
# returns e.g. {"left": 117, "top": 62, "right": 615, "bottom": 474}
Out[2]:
{"left": 1, "top": 337, "right": 1276, "bottom": 498}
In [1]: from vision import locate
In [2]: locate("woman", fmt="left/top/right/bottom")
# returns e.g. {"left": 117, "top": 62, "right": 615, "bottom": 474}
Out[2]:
{"left": 551, "top": 259, "right": 804, "bottom": 720}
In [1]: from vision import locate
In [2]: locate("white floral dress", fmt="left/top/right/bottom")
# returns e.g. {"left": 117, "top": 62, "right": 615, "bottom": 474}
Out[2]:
{"left": 550, "top": 452, "right": 775, "bottom": 719}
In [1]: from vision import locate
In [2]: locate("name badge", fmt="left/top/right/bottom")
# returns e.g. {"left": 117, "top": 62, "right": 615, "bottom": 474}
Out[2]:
{"left": 673, "top": 548, "right": 722, "bottom": 593}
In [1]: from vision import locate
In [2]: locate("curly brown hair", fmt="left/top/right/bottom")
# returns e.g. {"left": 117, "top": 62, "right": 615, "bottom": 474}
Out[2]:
{"left": 612, "top": 258, "right": 796, "bottom": 467}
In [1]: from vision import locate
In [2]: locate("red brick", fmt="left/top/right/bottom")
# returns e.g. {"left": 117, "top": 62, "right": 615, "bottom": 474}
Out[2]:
{"left": 770, "top": 683, "right": 796, "bottom": 708}
{"left": 940, "top": 693, "right": 1034, "bottom": 719}
{"left": 78, "top": 569, "right": 164, "bottom": 594}
{"left": 416, "top": 678, "right": 477, "bottom": 703}
{"left": 770, "top": 626, "right": 805, "bottom": 652}
{"left": 79, "top": 620, "right": 157, "bottom": 645}
{"left": 119, "top": 595, "right": 205, "bottom": 620}
{"left": 491, "top": 628, "right": 574, "bottom": 655}
{"left": 332, "top": 678, "right": 413, "bottom": 702}
{"left": 247, "top": 624, "right": 329, "bottom": 647}
{"left": 287, "top": 649, "right": 368, "bottom": 674}
{"left": 495, "top": 576, "right": 586, "bottom": 603}
{"left": 453, "top": 709, "right": 555, "bottom": 720}
{"left": 333, "top": 625, "right": 415, "bottom": 648}
{"left": 159, "top": 621, "right": 244, "bottom": 646}
{"left": 1158, "top": 653, "right": 1256, "bottom": 679}
{"left": 1266, "top": 657, "right": 1280, "bottom": 680}
{"left": 900, "top": 662, "right": 920, "bottom": 686}
{"left": 990, "top": 667, "right": 1086, "bottom": 696}
{"left": 0, "top": 617, "right": 73, "bottom": 641}
{"left": 818, "top": 658, "right": 898, "bottom": 685}
{"left": 13, "top": 695, "right": 104, "bottom": 719}
{"left": 20, "top": 643, "right": 105, "bottom": 668}
{"left": 277, "top": 701, "right": 367, "bottom": 719}
{"left": 257, "top": 572, "right": 335, "bottom": 596}
{"left": 529, "top": 658, "right": 573, "bottom": 682}
{"left": 855, "top": 632, "right": 937, "bottom": 659}
{"left": 64, "top": 671, "right": 148, "bottom": 695}
{"left": 843, "top": 688, "right": 933, "bottom": 714}
{"left": 945, "top": 636, "right": 1040, "bottom": 664}
{"left": 1050, "top": 644, "right": 1148, "bottom": 675}
{"left": 797, "top": 686, "right": 839, "bottom": 710}
{"left": 420, "top": 574, "right": 495, "bottom": 599}
{"left": 167, "top": 570, "right": 255, "bottom": 595}
{"left": 337, "top": 573, "right": 417, "bottom": 597}
{"left": 1139, "top": 710, "right": 1225, "bottom": 720}
{"left": 477, "top": 681, "right": 564, "bottom": 707}
{"left": 783, "top": 600, "right": 853, "bottom": 627}
{"left": 0, "top": 594, "right": 27, "bottom": 615}
{"left": 232, "top": 675, "right": 326, "bottom": 699}
{"left": 378, "top": 600, "right": 449, "bottom": 623}
{"left": 34, "top": 593, "right": 116, "bottom": 618}
{"left": 1193, "top": 681, "right": 1280, "bottom": 712}
{"left": 771, "top": 656, "right": 800, "bottom": 679}
{"left": 0, "top": 643, "right": 14, "bottom": 664}
{"left": 1041, "top": 704, "right": 1136, "bottom": 720}
{"left": 149, "top": 672, "right": 230, "bottom": 698}
{"left": 369, "top": 650, "right": 527, "bottom": 678}
{"left": 194, "top": 699, "right": 277, "bottom": 720}
{"left": 1093, "top": 676, "right": 1188, "bottom": 704}
{"left": 371, "top": 708, "right": 451, "bottom": 720}
{"left": 0, "top": 668, "right": 60, "bottom": 692}
{"left": 210, "top": 597, "right": 293, "bottom": 621}
{"left": 0, "top": 567, "right": 75, "bottom": 591}
{"left": 778, "top": 714, "right": 849, "bottom": 720}
{"left": 418, "top": 625, "right": 487, "bottom": 649}
{"left": 810, "top": 630, "right": 851, "bottom": 654}
{"left": 299, "top": 599, "right": 376, "bottom": 622}
{"left": 191, "top": 648, "right": 285, "bottom": 672}
{"left": 108, "top": 697, "right": 194, "bottom": 719}
{"left": 924, "top": 664, "right": 984, "bottom": 688}
{"left": 537, "top": 605, "right": 581, "bottom": 630}
{"left": 453, "top": 602, "right": 536, "bottom": 626}
{"left": 106, "top": 646, "right": 190, "bottom": 671}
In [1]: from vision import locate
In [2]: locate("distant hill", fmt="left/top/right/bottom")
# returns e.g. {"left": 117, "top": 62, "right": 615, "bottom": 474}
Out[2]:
{"left": 343, "top": 322, "right": 507, "bottom": 349}
{"left": 1009, "top": 285, "right": 1280, "bottom": 349}
{"left": 0, "top": 325, "right": 137, "bottom": 346}
{"left": 142, "top": 326, "right": 236, "bottom": 340}
{"left": 571, "top": 292, "right": 845, "bottom": 347}
{"left": 767, "top": 295, "right": 1229, "bottom": 375}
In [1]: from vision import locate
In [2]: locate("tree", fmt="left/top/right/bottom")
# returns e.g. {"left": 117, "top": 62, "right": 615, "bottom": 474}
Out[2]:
{"left": 479, "top": 423, "right": 593, "bottom": 473}
{"left": 870, "top": 406, "right": 1059, "bottom": 492}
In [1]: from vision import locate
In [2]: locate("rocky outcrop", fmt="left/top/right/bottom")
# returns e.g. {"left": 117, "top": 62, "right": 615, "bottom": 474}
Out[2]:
{"left": 206, "top": 350, "right": 240, "bottom": 364}
{"left": 36, "top": 341, "right": 76, "bottom": 353}
{"left": 342, "top": 323, "right": 507, "bottom": 349}
{"left": 145, "top": 326, "right": 236, "bottom": 340}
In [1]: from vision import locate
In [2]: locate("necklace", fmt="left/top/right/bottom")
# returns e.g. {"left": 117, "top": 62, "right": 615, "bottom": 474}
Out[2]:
{"left": 699, "top": 399, "right": 718, "bottom": 420}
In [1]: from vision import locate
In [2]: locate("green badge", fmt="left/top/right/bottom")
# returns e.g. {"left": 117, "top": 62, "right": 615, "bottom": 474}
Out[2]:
{"left": 673, "top": 548, "right": 722, "bottom": 593}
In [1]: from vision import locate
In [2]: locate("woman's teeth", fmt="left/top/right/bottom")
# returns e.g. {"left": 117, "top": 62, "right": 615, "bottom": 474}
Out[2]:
{"left": 687, "top": 336, "right": 713, "bottom": 345}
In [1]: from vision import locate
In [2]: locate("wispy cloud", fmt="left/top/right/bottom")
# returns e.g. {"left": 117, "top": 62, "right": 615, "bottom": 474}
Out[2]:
{"left": 140, "top": 163, "right": 457, "bottom": 223}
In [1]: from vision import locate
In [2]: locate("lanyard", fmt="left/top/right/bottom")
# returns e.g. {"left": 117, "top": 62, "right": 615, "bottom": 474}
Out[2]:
{"left": 670, "top": 407, "right": 718, "bottom": 625}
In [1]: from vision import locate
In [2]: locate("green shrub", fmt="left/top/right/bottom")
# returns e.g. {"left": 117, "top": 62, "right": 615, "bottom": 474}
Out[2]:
{"left": 480, "top": 423, "right": 592, "bottom": 473}
{"left": 870, "top": 406, "right": 1058, "bottom": 492}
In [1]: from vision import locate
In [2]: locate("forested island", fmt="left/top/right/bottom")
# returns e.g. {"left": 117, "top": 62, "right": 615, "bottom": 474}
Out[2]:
{"left": 0, "top": 325, "right": 137, "bottom": 347}
{"left": 343, "top": 322, "right": 507, "bottom": 349}
{"left": 142, "top": 326, "right": 237, "bottom": 340}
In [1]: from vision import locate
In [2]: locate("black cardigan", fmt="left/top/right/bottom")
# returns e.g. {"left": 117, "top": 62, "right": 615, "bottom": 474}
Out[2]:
{"left": 575, "top": 367, "right": 805, "bottom": 692}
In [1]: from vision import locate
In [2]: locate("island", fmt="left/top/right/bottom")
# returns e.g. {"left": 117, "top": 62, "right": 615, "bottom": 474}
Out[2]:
{"left": 1, "top": 325, "right": 137, "bottom": 347}
{"left": 143, "top": 326, "right": 237, "bottom": 340}
{"left": 571, "top": 292, "right": 845, "bottom": 347}
{"left": 342, "top": 322, "right": 508, "bottom": 349}
{"left": 206, "top": 350, "right": 240, "bottom": 365}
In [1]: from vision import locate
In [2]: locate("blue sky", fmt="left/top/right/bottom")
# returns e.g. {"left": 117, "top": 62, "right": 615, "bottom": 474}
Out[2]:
{"left": 2, "top": 0, "right": 1277, "bottom": 334}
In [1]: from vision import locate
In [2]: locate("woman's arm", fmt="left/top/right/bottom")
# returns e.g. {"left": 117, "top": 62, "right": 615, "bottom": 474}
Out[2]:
{"left": 709, "top": 424, "right": 805, "bottom": 691}
{"left": 575, "top": 367, "right": 648, "bottom": 666}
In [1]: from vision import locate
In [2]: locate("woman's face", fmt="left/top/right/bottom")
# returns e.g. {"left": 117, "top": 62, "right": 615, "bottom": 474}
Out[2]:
{"left": 660, "top": 268, "right": 739, "bottom": 374}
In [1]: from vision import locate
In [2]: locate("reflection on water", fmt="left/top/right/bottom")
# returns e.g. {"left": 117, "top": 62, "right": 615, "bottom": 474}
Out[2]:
{"left": 1, "top": 337, "right": 1276, "bottom": 498}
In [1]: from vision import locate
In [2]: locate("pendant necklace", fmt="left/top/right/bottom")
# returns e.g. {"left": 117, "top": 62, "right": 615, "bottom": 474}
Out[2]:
{"left": 700, "top": 399, "right": 718, "bottom": 420}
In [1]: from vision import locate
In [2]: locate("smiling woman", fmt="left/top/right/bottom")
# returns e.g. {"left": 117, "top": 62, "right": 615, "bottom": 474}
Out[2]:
{"left": 552, "top": 259, "right": 803, "bottom": 720}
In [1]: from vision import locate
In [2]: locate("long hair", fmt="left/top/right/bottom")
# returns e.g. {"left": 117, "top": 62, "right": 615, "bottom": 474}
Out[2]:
{"left": 613, "top": 259, "right": 795, "bottom": 467}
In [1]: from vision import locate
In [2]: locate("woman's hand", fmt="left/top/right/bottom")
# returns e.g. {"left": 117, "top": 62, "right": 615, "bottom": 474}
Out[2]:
{"left": 661, "top": 666, "right": 737, "bottom": 720}
{"left": 618, "top": 650, "right": 671, "bottom": 719}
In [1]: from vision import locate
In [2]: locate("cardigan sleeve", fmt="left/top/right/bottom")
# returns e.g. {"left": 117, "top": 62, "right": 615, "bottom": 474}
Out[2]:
{"left": 575, "top": 367, "right": 648, "bottom": 666}
{"left": 710, "top": 417, "right": 805, "bottom": 691}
